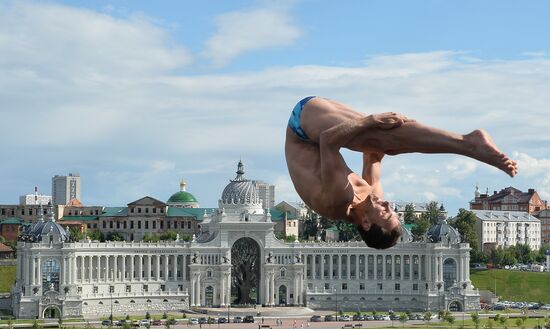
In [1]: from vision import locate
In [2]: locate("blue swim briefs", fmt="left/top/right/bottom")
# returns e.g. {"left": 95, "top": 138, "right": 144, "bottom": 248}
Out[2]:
{"left": 288, "top": 96, "right": 316, "bottom": 141}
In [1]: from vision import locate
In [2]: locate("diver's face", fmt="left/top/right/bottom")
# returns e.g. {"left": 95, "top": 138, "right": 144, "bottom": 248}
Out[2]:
{"left": 362, "top": 195, "right": 400, "bottom": 232}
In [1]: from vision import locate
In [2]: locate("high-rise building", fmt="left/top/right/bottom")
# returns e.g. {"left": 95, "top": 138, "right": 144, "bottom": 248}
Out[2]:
{"left": 252, "top": 180, "right": 275, "bottom": 208}
{"left": 52, "top": 173, "right": 81, "bottom": 205}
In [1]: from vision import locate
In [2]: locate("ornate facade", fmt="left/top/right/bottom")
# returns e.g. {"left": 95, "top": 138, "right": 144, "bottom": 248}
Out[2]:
{"left": 12, "top": 161, "right": 479, "bottom": 319}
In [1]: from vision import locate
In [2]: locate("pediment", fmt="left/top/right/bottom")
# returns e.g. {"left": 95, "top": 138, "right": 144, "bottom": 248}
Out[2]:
{"left": 128, "top": 196, "right": 166, "bottom": 206}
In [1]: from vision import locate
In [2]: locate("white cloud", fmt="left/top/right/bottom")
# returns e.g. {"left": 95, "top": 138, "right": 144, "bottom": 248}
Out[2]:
{"left": 273, "top": 175, "right": 301, "bottom": 204}
{"left": 203, "top": 5, "right": 302, "bottom": 66}
{"left": 446, "top": 158, "right": 478, "bottom": 179}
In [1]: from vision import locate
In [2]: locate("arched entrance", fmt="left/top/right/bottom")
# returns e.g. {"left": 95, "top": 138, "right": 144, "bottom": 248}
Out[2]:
{"left": 43, "top": 306, "right": 61, "bottom": 319}
{"left": 205, "top": 286, "right": 214, "bottom": 307}
{"left": 278, "top": 285, "right": 287, "bottom": 305}
{"left": 448, "top": 301, "right": 462, "bottom": 312}
{"left": 231, "top": 237, "right": 261, "bottom": 304}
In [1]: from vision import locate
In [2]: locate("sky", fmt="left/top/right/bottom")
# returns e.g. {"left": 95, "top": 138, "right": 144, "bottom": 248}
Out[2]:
{"left": 1, "top": 0, "right": 550, "bottom": 216}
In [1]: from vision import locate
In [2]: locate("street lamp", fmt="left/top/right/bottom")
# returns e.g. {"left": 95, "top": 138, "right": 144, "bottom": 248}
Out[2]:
{"left": 333, "top": 287, "right": 339, "bottom": 321}
{"left": 227, "top": 304, "right": 230, "bottom": 324}
{"left": 217, "top": 313, "right": 220, "bottom": 329}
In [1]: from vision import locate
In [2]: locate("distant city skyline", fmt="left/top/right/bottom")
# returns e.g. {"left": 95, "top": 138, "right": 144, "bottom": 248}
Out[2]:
{"left": 1, "top": 1, "right": 549, "bottom": 216}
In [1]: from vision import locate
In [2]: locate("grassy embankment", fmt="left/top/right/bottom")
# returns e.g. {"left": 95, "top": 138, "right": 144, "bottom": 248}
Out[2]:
{"left": 471, "top": 269, "right": 550, "bottom": 303}
{"left": 0, "top": 265, "right": 15, "bottom": 293}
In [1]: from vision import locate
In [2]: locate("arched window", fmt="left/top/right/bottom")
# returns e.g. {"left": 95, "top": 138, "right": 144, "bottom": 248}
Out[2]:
{"left": 42, "top": 259, "right": 60, "bottom": 292}
{"left": 443, "top": 258, "right": 457, "bottom": 290}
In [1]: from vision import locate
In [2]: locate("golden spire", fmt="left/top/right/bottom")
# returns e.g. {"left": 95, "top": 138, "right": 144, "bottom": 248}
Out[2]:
{"left": 180, "top": 179, "right": 186, "bottom": 192}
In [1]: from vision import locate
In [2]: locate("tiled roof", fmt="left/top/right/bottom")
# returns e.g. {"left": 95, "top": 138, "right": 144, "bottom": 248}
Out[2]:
{"left": 472, "top": 210, "right": 540, "bottom": 222}
{"left": 60, "top": 216, "right": 99, "bottom": 221}
{"left": 100, "top": 207, "right": 128, "bottom": 217}
{"left": 166, "top": 207, "right": 216, "bottom": 220}
{"left": 0, "top": 243, "right": 14, "bottom": 252}
{"left": 0, "top": 217, "right": 24, "bottom": 225}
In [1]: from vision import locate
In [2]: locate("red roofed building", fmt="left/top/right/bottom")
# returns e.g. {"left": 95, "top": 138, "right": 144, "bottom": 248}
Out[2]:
{"left": 0, "top": 242, "right": 15, "bottom": 259}
{"left": 470, "top": 186, "right": 548, "bottom": 214}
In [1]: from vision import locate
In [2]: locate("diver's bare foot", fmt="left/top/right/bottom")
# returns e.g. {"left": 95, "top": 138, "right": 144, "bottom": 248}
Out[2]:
{"left": 465, "top": 129, "right": 518, "bottom": 177}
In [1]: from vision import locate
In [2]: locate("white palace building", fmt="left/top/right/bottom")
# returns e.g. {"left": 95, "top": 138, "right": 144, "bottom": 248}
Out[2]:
{"left": 12, "top": 162, "right": 480, "bottom": 319}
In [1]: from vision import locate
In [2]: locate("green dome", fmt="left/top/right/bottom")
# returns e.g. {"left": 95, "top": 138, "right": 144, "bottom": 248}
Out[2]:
{"left": 167, "top": 191, "right": 198, "bottom": 203}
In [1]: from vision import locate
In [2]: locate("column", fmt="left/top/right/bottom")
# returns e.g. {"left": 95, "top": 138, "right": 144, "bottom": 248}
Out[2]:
{"left": 24, "top": 255, "right": 30, "bottom": 287}
{"left": 195, "top": 274, "right": 201, "bottom": 306}
{"left": 346, "top": 255, "right": 351, "bottom": 279}
{"left": 71, "top": 256, "right": 76, "bottom": 284}
{"left": 130, "top": 255, "right": 134, "bottom": 282}
{"left": 400, "top": 255, "right": 404, "bottom": 280}
{"left": 264, "top": 276, "right": 270, "bottom": 304}
{"left": 337, "top": 255, "right": 342, "bottom": 279}
{"left": 373, "top": 254, "right": 378, "bottom": 280}
{"left": 382, "top": 256, "right": 387, "bottom": 279}
{"left": 147, "top": 255, "right": 152, "bottom": 281}
{"left": 164, "top": 255, "right": 169, "bottom": 280}
{"left": 220, "top": 273, "right": 225, "bottom": 306}
{"left": 391, "top": 255, "right": 395, "bottom": 280}
{"left": 439, "top": 255, "right": 444, "bottom": 282}
{"left": 320, "top": 256, "right": 325, "bottom": 280}
{"left": 428, "top": 256, "right": 432, "bottom": 283}
{"left": 312, "top": 256, "right": 316, "bottom": 279}
{"left": 36, "top": 257, "right": 41, "bottom": 286}
{"left": 114, "top": 255, "right": 118, "bottom": 281}
{"left": 106, "top": 255, "right": 110, "bottom": 281}
{"left": 138, "top": 255, "right": 143, "bottom": 281}
{"left": 355, "top": 255, "right": 360, "bottom": 279}
{"left": 409, "top": 255, "right": 413, "bottom": 281}
{"left": 156, "top": 255, "right": 160, "bottom": 280}
{"left": 61, "top": 257, "right": 66, "bottom": 285}
{"left": 270, "top": 273, "right": 275, "bottom": 305}
{"left": 418, "top": 256, "right": 423, "bottom": 281}
{"left": 121, "top": 256, "right": 126, "bottom": 282}
{"left": 190, "top": 276, "right": 195, "bottom": 306}
{"left": 30, "top": 257, "right": 35, "bottom": 285}
{"left": 329, "top": 255, "right": 333, "bottom": 280}
{"left": 182, "top": 255, "right": 186, "bottom": 281}
{"left": 465, "top": 254, "right": 470, "bottom": 281}
{"left": 172, "top": 255, "right": 177, "bottom": 281}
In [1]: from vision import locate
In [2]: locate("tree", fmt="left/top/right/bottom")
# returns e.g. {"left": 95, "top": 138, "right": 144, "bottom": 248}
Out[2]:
{"left": 411, "top": 219, "right": 430, "bottom": 241}
{"left": 69, "top": 227, "right": 85, "bottom": 242}
{"left": 420, "top": 201, "right": 442, "bottom": 225}
{"left": 444, "top": 312, "right": 455, "bottom": 329}
{"left": 399, "top": 313, "right": 408, "bottom": 328}
{"left": 301, "top": 207, "right": 320, "bottom": 240}
{"left": 471, "top": 312, "right": 481, "bottom": 329}
{"left": 515, "top": 318, "right": 523, "bottom": 329}
{"left": 87, "top": 230, "right": 103, "bottom": 241}
{"left": 159, "top": 231, "right": 178, "bottom": 241}
{"left": 403, "top": 204, "right": 416, "bottom": 224}
{"left": 450, "top": 209, "right": 480, "bottom": 254}
{"left": 146, "top": 312, "right": 151, "bottom": 320}
{"left": 105, "top": 232, "right": 124, "bottom": 241}
{"left": 499, "top": 316, "right": 508, "bottom": 329}
{"left": 423, "top": 311, "right": 433, "bottom": 328}
{"left": 335, "top": 221, "right": 360, "bottom": 241}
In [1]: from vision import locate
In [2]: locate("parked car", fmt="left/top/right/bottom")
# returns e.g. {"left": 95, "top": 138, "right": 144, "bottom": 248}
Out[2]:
{"left": 324, "top": 315, "right": 336, "bottom": 322}
{"left": 352, "top": 315, "right": 364, "bottom": 321}
{"left": 139, "top": 320, "right": 150, "bottom": 327}
{"left": 189, "top": 318, "right": 199, "bottom": 325}
{"left": 207, "top": 318, "right": 216, "bottom": 324}
{"left": 243, "top": 315, "right": 255, "bottom": 323}
{"left": 102, "top": 320, "right": 112, "bottom": 326}
{"left": 364, "top": 315, "right": 374, "bottom": 321}
{"left": 233, "top": 317, "right": 243, "bottom": 323}
{"left": 381, "top": 315, "right": 391, "bottom": 321}
{"left": 389, "top": 314, "right": 400, "bottom": 321}
{"left": 218, "top": 317, "right": 228, "bottom": 324}
{"left": 339, "top": 315, "right": 351, "bottom": 321}
{"left": 112, "top": 320, "right": 121, "bottom": 326}
{"left": 198, "top": 318, "right": 208, "bottom": 324}
{"left": 310, "top": 316, "right": 323, "bottom": 322}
